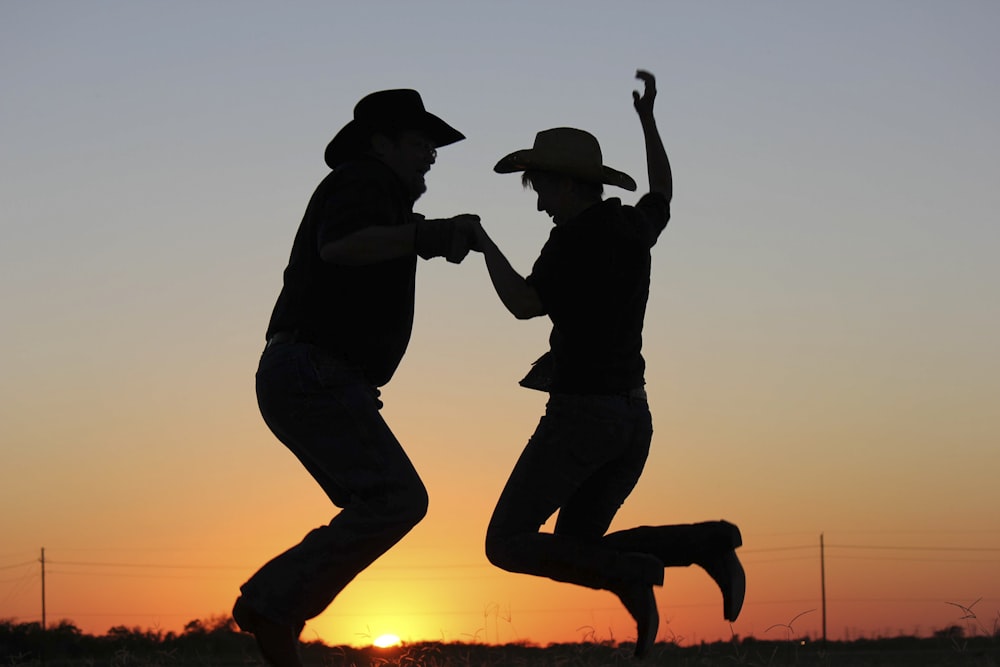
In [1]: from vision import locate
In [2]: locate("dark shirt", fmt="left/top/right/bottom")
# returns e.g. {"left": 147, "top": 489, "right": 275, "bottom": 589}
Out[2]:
{"left": 526, "top": 193, "right": 670, "bottom": 394}
{"left": 265, "top": 157, "right": 417, "bottom": 387}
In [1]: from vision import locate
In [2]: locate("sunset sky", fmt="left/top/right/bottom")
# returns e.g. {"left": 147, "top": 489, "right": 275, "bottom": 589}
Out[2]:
{"left": 2, "top": 0, "right": 998, "bottom": 649}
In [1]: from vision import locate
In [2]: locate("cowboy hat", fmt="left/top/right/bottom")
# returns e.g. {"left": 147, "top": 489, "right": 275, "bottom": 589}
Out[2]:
{"left": 494, "top": 127, "right": 636, "bottom": 191}
{"left": 324, "top": 89, "right": 465, "bottom": 168}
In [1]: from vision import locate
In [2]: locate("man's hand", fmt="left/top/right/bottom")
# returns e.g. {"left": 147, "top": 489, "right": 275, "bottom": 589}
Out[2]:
{"left": 414, "top": 213, "right": 480, "bottom": 263}
{"left": 633, "top": 69, "right": 657, "bottom": 120}
{"left": 445, "top": 213, "right": 481, "bottom": 264}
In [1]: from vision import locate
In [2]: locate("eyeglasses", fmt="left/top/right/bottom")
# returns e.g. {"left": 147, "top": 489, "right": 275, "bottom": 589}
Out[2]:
{"left": 403, "top": 135, "right": 437, "bottom": 159}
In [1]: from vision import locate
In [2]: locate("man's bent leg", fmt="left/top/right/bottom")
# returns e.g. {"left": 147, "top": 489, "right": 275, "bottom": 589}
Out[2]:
{"left": 232, "top": 596, "right": 302, "bottom": 667}
{"left": 240, "top": 344, "right": 428, "bottom": 631}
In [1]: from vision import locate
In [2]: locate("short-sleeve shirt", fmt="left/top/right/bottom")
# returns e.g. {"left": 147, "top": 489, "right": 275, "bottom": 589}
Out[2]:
{"left": 265, "top": 157, "right": 417, "bottom": 387}
{"left": 526, "top": 193, "right": 670, "bottom": 394}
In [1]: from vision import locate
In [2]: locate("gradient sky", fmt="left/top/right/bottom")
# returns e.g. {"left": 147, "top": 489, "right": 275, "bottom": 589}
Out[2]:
{"left": 2, "top": 0, "right": 999, "bottom": 649}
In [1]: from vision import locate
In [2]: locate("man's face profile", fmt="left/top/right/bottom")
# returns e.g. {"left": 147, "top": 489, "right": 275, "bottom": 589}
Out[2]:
{"left": 374, "top": 130, "right": 437, "bottom": 200}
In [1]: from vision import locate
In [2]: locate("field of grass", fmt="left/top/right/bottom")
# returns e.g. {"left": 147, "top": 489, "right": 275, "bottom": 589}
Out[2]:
{"left": 4, "top": 636, "right": 1000, "bottom": 667}
{"left": 4, "top": 617, "right": 999, "bottom": 666}
{"left": 325, "top": 637, "right": 1000, "bottom": 666}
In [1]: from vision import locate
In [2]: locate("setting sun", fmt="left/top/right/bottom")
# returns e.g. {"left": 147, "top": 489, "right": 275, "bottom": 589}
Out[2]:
{"left": 373, "top": 634, "right": 401, "bottom": 648}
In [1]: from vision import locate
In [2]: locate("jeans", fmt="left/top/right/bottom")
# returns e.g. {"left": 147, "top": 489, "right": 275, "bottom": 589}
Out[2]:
{"left": 240, "top": 342, "right": 428, "bottom": 629}
{"left": 485, "top": 393, "right": 663, "bottom": 590}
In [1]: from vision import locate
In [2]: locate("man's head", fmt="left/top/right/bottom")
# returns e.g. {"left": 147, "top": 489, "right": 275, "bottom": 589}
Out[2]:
{"left": 370, "top": 129, "right": 438, "bottom": 199}
{"left": 325, "top": 89, "right": 464, "bottom": 198}
{"left": 520, "top": 170, "right": 603, "bottom": 225}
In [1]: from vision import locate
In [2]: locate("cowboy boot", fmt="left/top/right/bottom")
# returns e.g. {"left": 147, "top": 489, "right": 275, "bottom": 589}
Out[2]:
{"left": 688, "top": 522, "right": 745, "bottom": 622}
{"left": 605, "top": 552, "right": 664, "bottom": 659}
{"left": 604, "top": 520, "right": 746, "bottom": 621}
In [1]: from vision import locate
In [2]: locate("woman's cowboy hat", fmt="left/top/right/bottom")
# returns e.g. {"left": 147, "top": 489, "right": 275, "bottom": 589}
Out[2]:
{"left": 325, "top": 89, "right": 465, "bottom": 168}
{"left": 494, "top": 127, "right": 636, "bottom": 191}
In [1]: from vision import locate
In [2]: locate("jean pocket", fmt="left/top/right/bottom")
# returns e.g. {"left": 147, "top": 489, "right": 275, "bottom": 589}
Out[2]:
{"left": 547, "top": 400, "right": 629, "bottom": 467}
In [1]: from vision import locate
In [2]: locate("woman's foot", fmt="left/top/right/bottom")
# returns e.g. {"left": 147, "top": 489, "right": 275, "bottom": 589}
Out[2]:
{"left": 613, "top": 583, "right": 658, "bottom": 658}
{"left": 697, "top": 521, "right": 746, "bottom": 621}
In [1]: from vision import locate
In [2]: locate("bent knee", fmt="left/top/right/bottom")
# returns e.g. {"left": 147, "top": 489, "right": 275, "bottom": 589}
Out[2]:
{"left": 383, "top": 484, "right": 428, "bottom": 530}
{"left": 485, "top": 533, "right": 517, "bottom": 572}
{"left": 406, "top": 486, "right": 429, "bottom": 525}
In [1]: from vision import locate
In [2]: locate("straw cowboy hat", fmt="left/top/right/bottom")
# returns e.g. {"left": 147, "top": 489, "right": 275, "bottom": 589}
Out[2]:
{"left": 325, "top": 89, "right": 465, "bottom": 168}
{"left": 494, "top": 127, "right": 637, "bottom": 191}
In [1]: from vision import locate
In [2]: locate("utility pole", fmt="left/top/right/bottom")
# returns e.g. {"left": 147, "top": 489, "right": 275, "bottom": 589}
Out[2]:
{"left": 40, "top": 547, "right": 46, "bottom": 631}
{"left": 820, "top": 534, "right": 827, "bottom": 644}
{"left": 40, "top": 547, "right": 47, "bottom": 666}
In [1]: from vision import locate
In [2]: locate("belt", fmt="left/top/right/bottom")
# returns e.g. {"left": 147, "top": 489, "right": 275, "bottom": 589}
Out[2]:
{"left": 624, "top": 387, "right": 648, "bottom": 401}
{"left": 550, "top": 387, "right": 648, "bottom": 403}
{"left": 622, "top": 386, "right": 648, "bottom": 403}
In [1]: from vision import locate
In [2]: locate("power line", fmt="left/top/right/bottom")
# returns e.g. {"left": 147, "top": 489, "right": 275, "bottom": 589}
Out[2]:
{"left": 21, "top": 541, "right": 1000, "bottom": 571}
{"left": 45, "top": 558, "right": 490, "bottom": 571}
{"left": 47, "top": 560, "right": 247, "bottom": 571}
{"left": 45, "top": 570, "right": 234, "bottom": 581}
{"left": 827, "top": 544, "right": 1000, "bottom": 552}
{"left": 27, "top": 548, "right": 1000, "bottom": 579}
{"left": 742, "top": 556, "right": 817, "bottom": 565}
{"left": 829, "top": 555, "right": 1000, "bottom": 564}
{"left": 0, "top": 560, "right": 37, "bottom": 571}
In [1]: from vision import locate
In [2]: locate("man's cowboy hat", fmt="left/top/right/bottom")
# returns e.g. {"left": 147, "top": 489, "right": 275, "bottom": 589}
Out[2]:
{"left": 324, "top": 89, "right": 465, "bottom": 168}
{"left": 494, "top": 127, "right": 637, "bottom": 191}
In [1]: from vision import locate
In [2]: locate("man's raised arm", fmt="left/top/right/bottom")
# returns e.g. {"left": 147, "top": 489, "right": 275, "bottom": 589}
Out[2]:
{"left": 633, "top": 70, "right": 672, "bottom": 202}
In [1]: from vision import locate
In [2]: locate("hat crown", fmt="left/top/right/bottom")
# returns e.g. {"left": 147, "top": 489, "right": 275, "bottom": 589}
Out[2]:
{"left": 532, "top": 128, "right": 603, "bottom": 167}
{"left": 353, "top": 89, "right": 426, "bottom": 130}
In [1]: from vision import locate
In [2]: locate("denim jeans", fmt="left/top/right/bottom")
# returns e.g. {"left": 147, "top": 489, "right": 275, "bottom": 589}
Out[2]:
{"left": 485, "top": 393, "right": 663, "bottom": 590}
{"left": 240, "top": 342, "right": 428, "bottom": 629}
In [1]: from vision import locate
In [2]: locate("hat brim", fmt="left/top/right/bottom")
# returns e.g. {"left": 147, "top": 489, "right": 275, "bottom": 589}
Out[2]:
{"left": 325, "top": 113, "right": 464, "bottom": 169}
{"left": 494, "top": 150, "right": 637, "bottom": 192}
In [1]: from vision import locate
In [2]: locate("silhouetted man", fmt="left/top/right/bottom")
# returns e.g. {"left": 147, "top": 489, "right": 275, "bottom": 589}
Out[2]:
{"left": 471, "top": 71, "right": 745, "bottom": 658}
{"left": 233, "top": 89, "right": 478, "bottom": 667}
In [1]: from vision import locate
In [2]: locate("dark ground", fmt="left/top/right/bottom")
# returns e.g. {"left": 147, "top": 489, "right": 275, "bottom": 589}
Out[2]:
{"left": 3, "top": 619, "right": 998, "bottom": 666}
{"left": 4, "top": 638, "right": 1000, "bottom": 667}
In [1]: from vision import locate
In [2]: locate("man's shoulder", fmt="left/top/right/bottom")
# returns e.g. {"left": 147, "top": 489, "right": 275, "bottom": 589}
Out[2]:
{"left": 584, "top": 197, "right": 648, "bottom": 230}
{"left": 630, "top": 192, "right": 670, "bottom": 244}
{"left": 311, "top": 158, "right": 402, "bottom": 210}
{"left": 611, "top": 192, "right": 669, "bottom": 214}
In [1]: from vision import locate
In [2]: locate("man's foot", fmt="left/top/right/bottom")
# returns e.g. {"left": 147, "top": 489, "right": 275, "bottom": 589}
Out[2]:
{"left": 232, "top": 596, "right": 303, "bottom": 667}
{"left": 613, "top": 583, "right": 658, "bottom": 659}
{"left": 697, "top": 521, "right": 746, "bottom": 622}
